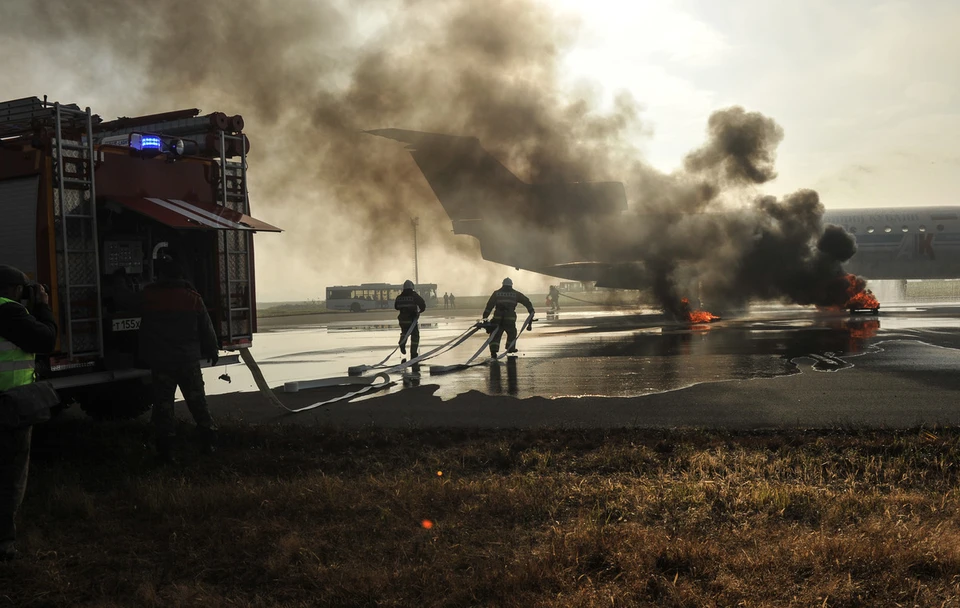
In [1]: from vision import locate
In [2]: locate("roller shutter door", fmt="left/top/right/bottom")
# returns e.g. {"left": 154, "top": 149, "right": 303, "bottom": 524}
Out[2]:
{"left": 0, "top": 176, "right": 39, "bottom": 279}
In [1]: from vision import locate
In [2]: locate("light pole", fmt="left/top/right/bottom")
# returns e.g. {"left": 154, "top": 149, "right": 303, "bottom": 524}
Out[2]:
{"left": 411, "top": 216, "right": 420, "bottom": 285}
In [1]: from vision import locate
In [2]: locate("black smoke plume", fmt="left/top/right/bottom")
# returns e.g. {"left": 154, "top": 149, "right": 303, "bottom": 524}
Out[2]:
{"left": 0, "top": 0, "right": 867, "bottom": 312}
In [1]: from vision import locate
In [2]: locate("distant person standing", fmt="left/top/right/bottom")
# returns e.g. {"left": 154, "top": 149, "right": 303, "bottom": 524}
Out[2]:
{"left": 0, "top": 265, "right": 57, "bottom": 561}
{"left": 394, "top": 279, "right": 426, "bottom": 358}
{"left": 138, "top": 256, "right": 220, "bottom": 463}
{"left": 549, "top": 285, "right": 561, "bottom": 311}
{"left": 443, "top": 292, "right": 449, "bottom": 309}
{"left": 449, "top": 293, "right": 456, "bottom": 309}
{"left": 482, "top": 278, "right": 534, "bottom": 358}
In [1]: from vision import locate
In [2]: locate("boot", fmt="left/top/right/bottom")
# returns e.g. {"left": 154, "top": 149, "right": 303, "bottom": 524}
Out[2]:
{"left": 198, "top": 427, "right": 218, "bottom": 455}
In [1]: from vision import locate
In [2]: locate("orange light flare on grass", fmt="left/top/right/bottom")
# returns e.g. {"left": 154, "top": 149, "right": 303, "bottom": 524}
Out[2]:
{"left": 842, "top": 274, "right": 880, "bottom": 310}
{"left": 679, "top": 298, "right": 720, "bottom": 324}
{"left": 421, "top": 519, "right": 434, "bottom": 530}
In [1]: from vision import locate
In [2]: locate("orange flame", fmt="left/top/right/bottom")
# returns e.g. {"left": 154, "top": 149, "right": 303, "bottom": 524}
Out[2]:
{"left": 421, "top": 519, "right": 434, "bottom": 529}
{"left": 679, "top": 298, "right": 720, "bottom": 324}
{"left": 841, "top": 274, "right": 880, "bottom": 310}
{"left": 846, "top": 319, "right": 880, "bottom": 339}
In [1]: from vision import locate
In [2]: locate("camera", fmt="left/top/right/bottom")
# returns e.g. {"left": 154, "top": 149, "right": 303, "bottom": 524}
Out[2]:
{"left": 23, "top": 282, "right": 49, "bottom": 306}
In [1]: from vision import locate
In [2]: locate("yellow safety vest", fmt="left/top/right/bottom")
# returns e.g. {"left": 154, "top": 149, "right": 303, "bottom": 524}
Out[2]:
{"left": 0, "top": 296, "right": 36, "bottom": 392}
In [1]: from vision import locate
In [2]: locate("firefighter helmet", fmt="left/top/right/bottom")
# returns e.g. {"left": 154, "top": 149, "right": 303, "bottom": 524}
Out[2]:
{"left": 403, "top": 279, "right": 414, "bottom": 290}
{"left": 502, "top": 278, "right": 513, "bottom": 287}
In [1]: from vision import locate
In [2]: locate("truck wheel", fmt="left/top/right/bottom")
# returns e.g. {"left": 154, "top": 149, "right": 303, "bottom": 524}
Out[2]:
{"left": 78, "top": 379, "right": 153, "bottom": 421}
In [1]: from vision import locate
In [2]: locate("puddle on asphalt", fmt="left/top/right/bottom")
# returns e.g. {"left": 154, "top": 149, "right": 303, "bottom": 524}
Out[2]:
{"left": 202, "top": 310, "right": 958, "bottom": 401}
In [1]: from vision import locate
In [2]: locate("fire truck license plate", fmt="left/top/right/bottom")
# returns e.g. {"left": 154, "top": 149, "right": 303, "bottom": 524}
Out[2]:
{"left": 112, "top": 318, "right": 141, "bottom": 332}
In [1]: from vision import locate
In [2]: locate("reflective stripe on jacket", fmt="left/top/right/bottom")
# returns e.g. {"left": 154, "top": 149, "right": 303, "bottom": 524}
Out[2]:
{"left": 394, "top": 289, "right": 426, "bottom": 322}
{"left": 0, "top": 296, "right": 35, "bottom": 391}
{"left": 483, "top": 288, "right": 534, "bottom": 322}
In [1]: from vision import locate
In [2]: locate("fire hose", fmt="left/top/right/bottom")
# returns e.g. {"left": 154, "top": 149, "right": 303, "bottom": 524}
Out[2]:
{"left": 429, "top": 311, "right": 536, "bottom": 375}
{"left": 247, "top": 313, "right": 535, "bottom": 414}
{"left": 558, "top": 291, "right": 636, "bottom": 308}
{"left": 378, "top": 323, "right": 485, "bottom": 374}
{"left": 278, "top": 372, "right": 394, "bottom": 413}
{"left": 347, "top": 318, "right": 420, "bottom": 375}
{"left": 274, "top": 321, "right": 488, "bottom": 414}
{"left": 240, "top": 347, "right": 396, "bottom": 413}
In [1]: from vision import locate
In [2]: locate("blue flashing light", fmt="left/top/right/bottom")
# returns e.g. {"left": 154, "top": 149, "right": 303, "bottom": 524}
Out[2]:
{"left": 140, "top": 135, "right": 163, "bottom": 150}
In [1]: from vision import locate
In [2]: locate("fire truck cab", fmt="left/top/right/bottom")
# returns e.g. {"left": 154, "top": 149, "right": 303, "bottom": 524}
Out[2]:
{"left": 0, "top": 96, "right": 281, "bottom": 419}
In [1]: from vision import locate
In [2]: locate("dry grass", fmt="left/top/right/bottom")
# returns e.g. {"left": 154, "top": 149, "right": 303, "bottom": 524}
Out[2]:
{"left": 4, "top": 422, "right": 960, "bottom": 607}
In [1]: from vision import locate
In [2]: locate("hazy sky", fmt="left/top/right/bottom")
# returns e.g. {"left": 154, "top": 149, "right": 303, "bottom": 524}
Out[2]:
{"left": 2, "top": 0, "right": 957, "bottom": 301}
{"left": 554, "top": 0, "right": 960, "bottom": 205}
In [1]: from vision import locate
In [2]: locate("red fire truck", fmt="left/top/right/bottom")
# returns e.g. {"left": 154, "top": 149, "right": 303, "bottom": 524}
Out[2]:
{"left": 0, "top": 96, "right": 281, "bottom": 418}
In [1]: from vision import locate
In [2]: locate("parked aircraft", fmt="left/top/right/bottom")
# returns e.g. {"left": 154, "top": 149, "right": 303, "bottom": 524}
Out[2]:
{"left": 369, "top": 129, "right": 960, "bottom": 286}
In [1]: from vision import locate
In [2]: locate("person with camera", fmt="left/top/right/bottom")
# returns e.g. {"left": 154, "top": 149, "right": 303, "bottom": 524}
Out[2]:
{"left": 138, "top": 256, "right": 219, "bottom": 463}
{"left": 0, "top": 265, "right": 57, "bottom": 561}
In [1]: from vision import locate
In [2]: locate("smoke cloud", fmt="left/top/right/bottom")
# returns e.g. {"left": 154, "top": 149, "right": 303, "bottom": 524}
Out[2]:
{"left": 684, "top": 106, "right": 784, "bottom": 185}
{"left": 0, "top": 0, "right": 869, "bottom": 312}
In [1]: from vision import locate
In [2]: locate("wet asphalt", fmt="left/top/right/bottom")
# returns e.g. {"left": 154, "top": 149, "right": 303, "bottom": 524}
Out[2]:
{"left": 200, "top": 302, "right": 960, "bottom": 429}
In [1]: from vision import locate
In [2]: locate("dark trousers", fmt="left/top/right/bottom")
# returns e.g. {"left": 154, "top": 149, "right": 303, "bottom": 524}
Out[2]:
{"left": 0, "top": 426, "right": 31, "bottom": 553}
{"left": 490, "top": 319, "right": 518, "bottom": 355}
{"left": 399, "top": 320, "right": 420, "bottom": 355}
{"left": 151, "top": 364, "right": 216, "bottom": 438}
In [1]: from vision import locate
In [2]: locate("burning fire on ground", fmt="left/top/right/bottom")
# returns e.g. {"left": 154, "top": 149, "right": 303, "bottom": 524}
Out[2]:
{"left": 841, "top": 274, "right": 880, "bottom": 311}
{"left": 679, "top": 298, "right": 720, "bottom": 324}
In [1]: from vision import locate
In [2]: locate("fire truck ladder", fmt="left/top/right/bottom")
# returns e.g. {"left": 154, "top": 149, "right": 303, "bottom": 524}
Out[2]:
{"left": 52, "top": 103, "right": 104, "bottom": 359}
{"left": 216, "top": 130, "right": 253, "bottom": 345}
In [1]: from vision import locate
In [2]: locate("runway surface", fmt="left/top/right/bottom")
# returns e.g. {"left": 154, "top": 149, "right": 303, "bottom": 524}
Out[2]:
{"left": 202, "top": 302, "right": 960, "bottom": 429}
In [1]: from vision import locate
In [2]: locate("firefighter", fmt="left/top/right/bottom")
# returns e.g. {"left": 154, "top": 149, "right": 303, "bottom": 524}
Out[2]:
{"left": 394, "top": 280, "right": 426, "bottom": 358}
{"left": 0, "top": 265, "right": 57, "bottom": 561}
{"left": 138, "top": 256, "right": 219, "bottom": 462}
{"left": 482, "top": 278, "right": 535, "bottom": 358}
{"left": 549, "top": 285, "right": 561, "bottom": 311}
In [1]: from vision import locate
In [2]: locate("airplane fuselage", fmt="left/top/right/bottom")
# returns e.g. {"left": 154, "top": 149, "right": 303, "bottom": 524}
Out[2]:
{"left": 823, "top": 207, "right": 960, "bottom": 280}
{"left": 371, "top": 129, "right": 960, "bottom": 285}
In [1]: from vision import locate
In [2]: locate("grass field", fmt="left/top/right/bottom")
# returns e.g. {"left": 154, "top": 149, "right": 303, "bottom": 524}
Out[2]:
{"left": 5, "top": 421, "right": 960, "bottom": 607}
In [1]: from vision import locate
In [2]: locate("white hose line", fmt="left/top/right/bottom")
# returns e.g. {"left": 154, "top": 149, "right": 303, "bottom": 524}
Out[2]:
{"left": 379, "top": 324, "right": 483, "bottom": 375}
{"left": 280, "top": 373, "right": 395, "bottom": 414}
{"left": 348, "top": 317, "right": 420, "bottom": 375}
{"left": 283, "top": 374, "right": 385, "bottom": 392}
{"left": 239, "top": 348, "right": 394, "bottom": 414}
{"left": 558, "top": 291, "right": 637, "bottom": 309}
{"left": 503, "top": 310, "right": 536, "bottom": 354}
{"left": 429, "top": 311, "right": 535, "bottom": 375}
{"left": 277, "top": 322, "right": 483, "bottom": 415}
{"left": 240, "top": 347, "right": 289, "bottom": 410}
{"left": 463, "top": 327, "right": 501, "bottom": 365}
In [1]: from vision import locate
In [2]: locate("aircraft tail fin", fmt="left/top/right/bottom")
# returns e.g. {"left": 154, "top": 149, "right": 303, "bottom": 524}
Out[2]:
{"left": 367, "top": 129, "right": 526, "bottom": 221}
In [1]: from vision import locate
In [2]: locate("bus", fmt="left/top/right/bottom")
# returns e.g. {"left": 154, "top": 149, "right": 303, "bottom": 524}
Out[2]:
{"left": 325, "top": 283, "right": 439, "bottom": 312}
